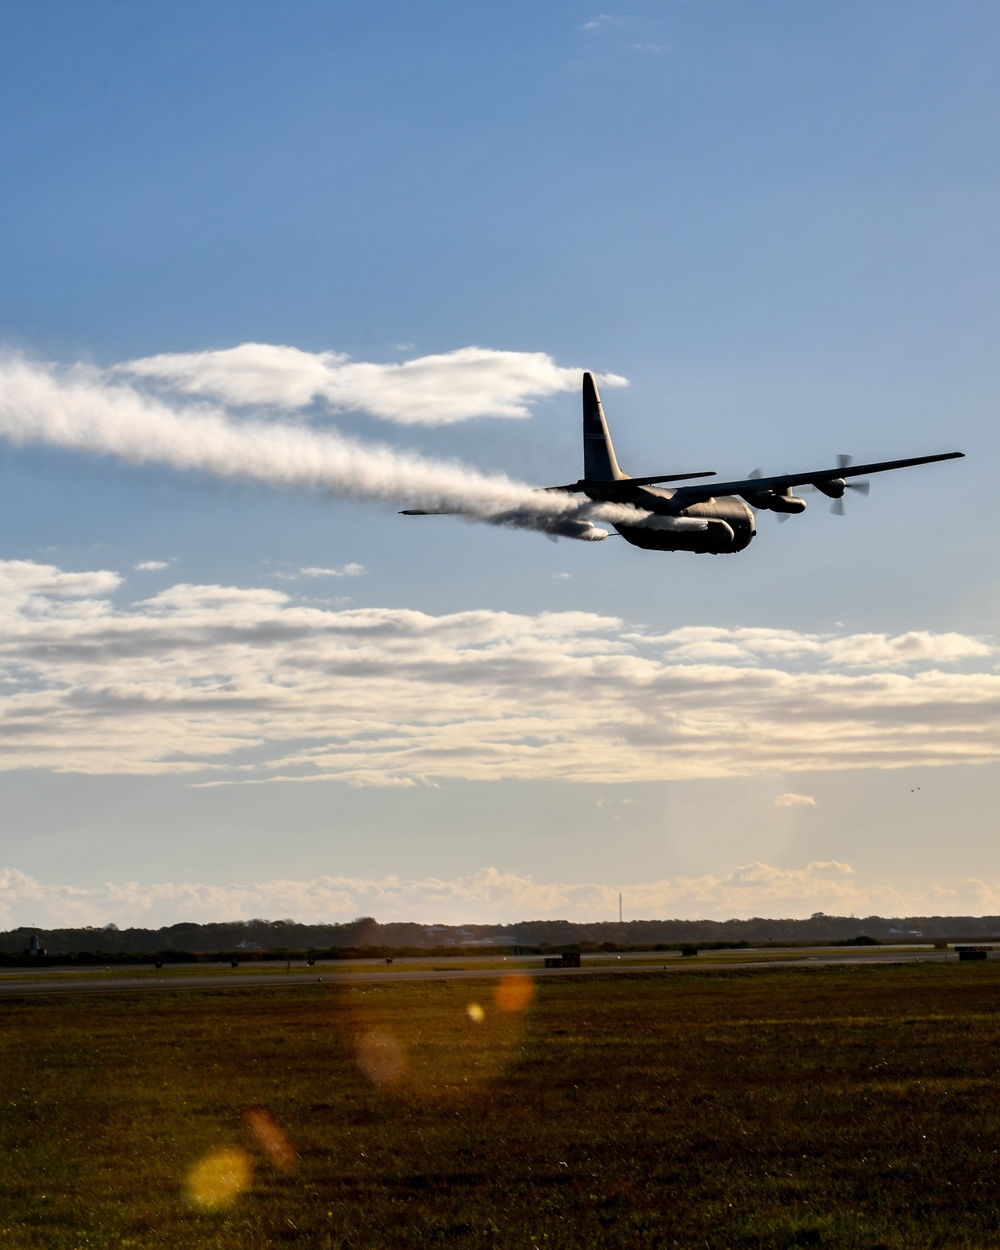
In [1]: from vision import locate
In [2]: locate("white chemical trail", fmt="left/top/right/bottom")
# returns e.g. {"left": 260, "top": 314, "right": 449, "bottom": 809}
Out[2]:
{"left": 0, "top": 355, "right": 695, "bottom": 541}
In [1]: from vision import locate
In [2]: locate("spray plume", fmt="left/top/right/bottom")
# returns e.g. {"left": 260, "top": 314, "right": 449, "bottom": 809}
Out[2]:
{"left": 0, "top": 355, "right": 691, "bottom": 540}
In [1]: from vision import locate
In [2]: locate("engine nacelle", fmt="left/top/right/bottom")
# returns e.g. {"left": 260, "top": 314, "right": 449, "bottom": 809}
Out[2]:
{"left": 768, "top": 493, "right": 807, "bottom": 514}
{"left": 811, "top": 477, "right": 846, "bottom": 499}
{"left": 743, "top": 490, "right": 807, "bottom": 514}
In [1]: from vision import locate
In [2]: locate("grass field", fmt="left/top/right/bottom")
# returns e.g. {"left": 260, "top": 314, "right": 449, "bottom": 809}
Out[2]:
{"left": 2, "top": 964, "right": 1000, "bottom": 1248}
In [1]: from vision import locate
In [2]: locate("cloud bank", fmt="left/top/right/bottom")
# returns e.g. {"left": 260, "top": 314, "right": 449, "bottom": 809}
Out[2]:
{"left": 0, "top": 560, "right": 995, "bottom": 784}
{"left": 0, "top": 352, "right": 646, "bottom": 541}
{"left": 118, "top": 343, "right": 628, "bottom": 424}
{"left": 4, "top": 862, "right": 1000, "bottom": 928}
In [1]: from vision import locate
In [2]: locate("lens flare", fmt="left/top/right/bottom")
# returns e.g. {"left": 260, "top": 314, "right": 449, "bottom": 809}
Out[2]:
{"left": 494, "top": 974, "right": 535, "bottom": 1013}
{"left": 356, "top": 1028, "right": 409, "bottom": 1090}
{"left": 344, "top": 977, "right": 535, "bottom": 1102}
{"left": 184, "top": 1147, "right": 252, "bottom": 1212}
{"left": 243, "top": 1105, "right": 296, "bottom": 1171}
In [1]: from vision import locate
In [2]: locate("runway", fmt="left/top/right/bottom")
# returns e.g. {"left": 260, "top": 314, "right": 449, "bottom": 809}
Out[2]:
{"left": 0, "top": 946, "right": 964, "bottom": 999}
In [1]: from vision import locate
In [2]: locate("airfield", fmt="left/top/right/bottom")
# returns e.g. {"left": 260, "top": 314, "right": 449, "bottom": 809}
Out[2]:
{"left": 0, "top": 942, "right": 962, "bottom": 998}
{"left": 4, "top": 951, "right": 1000, "bottom": 1247}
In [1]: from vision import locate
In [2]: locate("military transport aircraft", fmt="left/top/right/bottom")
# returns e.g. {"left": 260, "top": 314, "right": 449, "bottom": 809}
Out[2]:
{"left": 404, "top": 372, "right": 963, "bottom": 553}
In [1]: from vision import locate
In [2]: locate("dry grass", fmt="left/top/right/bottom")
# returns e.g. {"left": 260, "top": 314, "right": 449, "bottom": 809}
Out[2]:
{"left": 2, "top": 963, "right": 1000, "bottom": 1247}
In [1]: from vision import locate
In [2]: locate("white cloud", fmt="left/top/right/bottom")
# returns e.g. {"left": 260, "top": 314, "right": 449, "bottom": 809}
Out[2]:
{"left": 120, "top": 343, "right": 349, "bottom": 410}
{"left": 0, "top": 559, "right": 120, "bottom": 601}
{"left": 134, "top": 560, "right": 170, "bottom": 571}
{"left": 4, "top": 861, "right": 999, "bottom": 929}
{"left": 774, "top": 793, "right": 817, "bottom": 807}
{"left": 116, "top": 343, "right": 628, "bottom": 425}
{"left": 635, "top": 625, "right": 992, "bottom": 669}
{"left": 0, "top": 560, "right": 996, "bottom": 785}
{"left": 824, "top": 632, "right": 992, "bottom": 667}
{"left": 300, "top": 563, "right": 365, "bottom": 578}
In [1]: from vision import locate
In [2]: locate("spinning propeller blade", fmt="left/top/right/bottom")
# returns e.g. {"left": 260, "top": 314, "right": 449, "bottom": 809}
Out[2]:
{"left": 831, "top": 456, "right": 870, "bottom": 514}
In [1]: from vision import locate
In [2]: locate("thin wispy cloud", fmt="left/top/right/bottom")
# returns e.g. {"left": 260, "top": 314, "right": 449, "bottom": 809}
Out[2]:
{"left": 774, "top": 793, "right": 817, "bottom": 808}
{"left": 134, "top": 560, "right": 170, "bottom": 571}
{"left": 300, "top": 564, "right": 365, "bottom": 578}
{"left": 581, "top": 13, "right": 666, "bottom": 51}
{"left": 272, "top": 564, "right": 366, "bottom": 582}
{"left": 0, "top": 560, "right": 995, "bottom": 785}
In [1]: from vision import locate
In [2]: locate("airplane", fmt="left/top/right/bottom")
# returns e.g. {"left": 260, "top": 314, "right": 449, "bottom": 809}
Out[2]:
{"left": 404, "top": 372, "right": 964, "bottom": 553}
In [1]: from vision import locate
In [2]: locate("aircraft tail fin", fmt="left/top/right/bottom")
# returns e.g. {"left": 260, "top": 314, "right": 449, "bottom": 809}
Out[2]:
{"left": 583, "top": 372, "right": 625, "bottom": 481}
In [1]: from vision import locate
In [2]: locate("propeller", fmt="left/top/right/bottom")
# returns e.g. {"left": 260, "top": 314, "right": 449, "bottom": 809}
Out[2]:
{"left": 830, "top": 455, "right": 870, "bottom": 516}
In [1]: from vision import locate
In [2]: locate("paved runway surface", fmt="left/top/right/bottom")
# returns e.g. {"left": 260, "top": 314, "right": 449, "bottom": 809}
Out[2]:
{"left": 0, "top": 947, "right": 963, "bottom": 999}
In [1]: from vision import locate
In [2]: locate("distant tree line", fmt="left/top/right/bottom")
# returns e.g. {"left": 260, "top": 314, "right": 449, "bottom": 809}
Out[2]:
{"left": 3, "top": 911, "right": 1000, "bottom": 962}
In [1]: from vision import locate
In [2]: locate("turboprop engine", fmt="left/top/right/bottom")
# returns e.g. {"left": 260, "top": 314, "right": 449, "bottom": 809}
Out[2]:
{"left": 742, "top": 488, "right": 807, "bottom": 515}
{"left": 811, "top": 477, "right": 846, "bottom": 500}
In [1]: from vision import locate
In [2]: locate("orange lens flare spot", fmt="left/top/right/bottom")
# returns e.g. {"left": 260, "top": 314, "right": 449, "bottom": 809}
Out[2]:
{"left": 466, "top": 1001, "right": 485, "bottom": 1023}
{"left": 185, "top": 1147, "right": 252, "bottom": 1212}
{"left": 494, "top": 974, "right": 534, "bottom": 1013}
{"left": 356, "top": 1028, "right": 408, "bottom": 1089}
{"left": 243, "top": 1105, "right": 296, "bottom": 1171}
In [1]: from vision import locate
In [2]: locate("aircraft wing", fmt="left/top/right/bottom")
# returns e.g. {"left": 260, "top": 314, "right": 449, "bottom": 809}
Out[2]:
{"left": 667, "top": 451, "right": 964, "bottom": 507}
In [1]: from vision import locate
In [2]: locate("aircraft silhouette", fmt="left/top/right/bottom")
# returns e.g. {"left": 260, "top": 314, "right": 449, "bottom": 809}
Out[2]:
{"left": 405, "top": 372, "right": 963, "bottom": 552}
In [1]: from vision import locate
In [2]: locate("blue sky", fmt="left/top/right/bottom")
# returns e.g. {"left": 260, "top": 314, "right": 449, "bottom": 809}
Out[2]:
{"left": 0, "top": 1, "right": 997, "bottom": 928}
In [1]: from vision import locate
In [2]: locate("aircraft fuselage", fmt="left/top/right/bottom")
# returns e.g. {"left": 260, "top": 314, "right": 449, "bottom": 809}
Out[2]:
{"left": 612, "top": 493, "right": 757, "bottom": 553}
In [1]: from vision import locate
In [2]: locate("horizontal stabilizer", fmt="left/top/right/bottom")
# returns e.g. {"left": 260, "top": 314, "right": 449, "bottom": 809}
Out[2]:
{"left": 544, "top": 470, "right": 715, "bottom": 493}
{"left": 400, "top": 509, "right": 609, "bottom": 542}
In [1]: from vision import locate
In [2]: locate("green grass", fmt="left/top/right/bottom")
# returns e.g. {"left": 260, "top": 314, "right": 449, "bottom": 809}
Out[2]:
{"left": 2, "top": 964, "right": 1000, "bottom": 1248}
